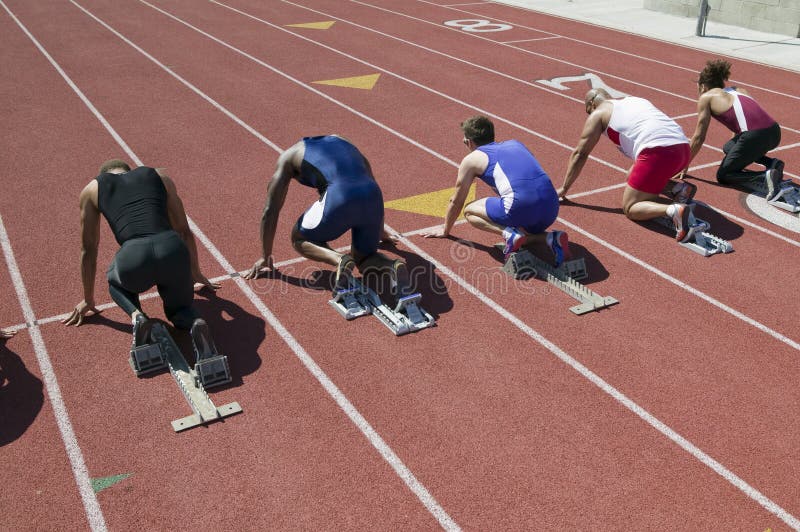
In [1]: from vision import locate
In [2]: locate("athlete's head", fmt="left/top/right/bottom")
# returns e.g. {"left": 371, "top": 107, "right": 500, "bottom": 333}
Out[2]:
{"left": 460, "top": 115, "right": 495, "bottom": 147}
{"left": 99, "top": 159, "right": 131, "bottom": 174}
{"left": 697, "top": 59, "right": 731, "bottom": 91}
{"left": 584, "top": 88, "right": 611, "bottom": 114}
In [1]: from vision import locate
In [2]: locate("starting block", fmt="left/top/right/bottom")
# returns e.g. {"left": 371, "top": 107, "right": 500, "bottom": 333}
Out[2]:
{"left": 743, "top": 178, "right": 800, "bottom": 213}
{"left": 328, "top": 279, "right": 435, "bottom": 336}
{"left": 655, "top": 204, "right": 733, "bottom": 256}
{"left": 143, "top": 322, "right": 241, "bottom": 432}
{"left": 129, "top": 343, "right": 167, "bottom": 376}
{"left": 329, "top": 283, "right": 371, "bottom": 320}
{"left": 499, "top": 245, "right": 618, "bottom": 315}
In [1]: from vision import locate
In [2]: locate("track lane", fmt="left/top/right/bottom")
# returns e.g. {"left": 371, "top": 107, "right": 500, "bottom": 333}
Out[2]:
{"left": 6, "top": 0, "right": 800, "bottom": 528}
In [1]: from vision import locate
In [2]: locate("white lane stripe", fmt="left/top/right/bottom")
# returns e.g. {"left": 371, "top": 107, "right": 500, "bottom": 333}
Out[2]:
{"left": 61, "top": 4, "right": 460, "bottom": 528}
{"left": 5, "top": 220, "right": 465, "bottom": 332}
{"left": 558, "top": 217, "right": 800, "bottom": 351}
{"left": 215, "top": 0, "right": 628, "bottom": 173}
{"left": 390, "top": 223, "right": 800, "bottom": 530}
{"left": 445, "top": 0, "right": 800, "bottom": 104}
{"left": 73, "top": 2, "right": 799, "bottom": 524}
{"left": 0, "top": 212, "right": 107, "bottom": 532}
{"left": 499, "top": 36, "right": 561, "bottom": 44}
{"left": 0, "top": 3, "right": 109, "bottom": 530}
{"left": 204, "top": 4, "right": 800, "bottom": 256}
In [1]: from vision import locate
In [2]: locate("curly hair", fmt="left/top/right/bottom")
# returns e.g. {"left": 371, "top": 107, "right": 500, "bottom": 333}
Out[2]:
{"left": 698, "top": 59, "right": 731, "bottom": 89}
{"left": 460, "top": 115, "right": 495, "bottom": 146}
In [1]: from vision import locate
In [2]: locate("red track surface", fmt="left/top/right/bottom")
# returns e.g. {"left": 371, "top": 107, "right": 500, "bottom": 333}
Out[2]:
{"left": 1, "top": 0, "right": 799, "bottom": 529}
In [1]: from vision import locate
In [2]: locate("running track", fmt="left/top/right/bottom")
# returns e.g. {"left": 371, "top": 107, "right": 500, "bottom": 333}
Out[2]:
{"left": 1, "top": 0, "right": 799, "bottom": 529}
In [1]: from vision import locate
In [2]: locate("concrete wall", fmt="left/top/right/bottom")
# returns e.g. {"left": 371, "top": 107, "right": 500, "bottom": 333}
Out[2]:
{"left": 644, "top": 0, "right": 800, "bottom": 37}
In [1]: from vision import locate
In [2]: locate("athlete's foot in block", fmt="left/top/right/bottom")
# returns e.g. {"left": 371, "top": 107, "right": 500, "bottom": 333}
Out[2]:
{"left": 132, "top": 312, "right": 153, "bottom": 348}
{"left": 765, "top": 159, "right": 785, "bottom": 200}
{"left": 547, "top": 230, "right": 571, "bottom": 266}
{"left": 502, "top": 227, "right": 525, "bottom": 259}
{"left": 334, "top": 254, "right": 356, "bottom": 292}
{"left": 668, "top": 203, "right": 693, "bottom": 242}
{"left": 190, "top": 318, "right": 218, "bottom": 361}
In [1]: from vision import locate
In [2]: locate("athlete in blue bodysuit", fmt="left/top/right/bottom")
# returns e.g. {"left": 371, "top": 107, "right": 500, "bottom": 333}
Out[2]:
{"left": 424, "top": 116, "right": 569, "bottom": 265}
{"left": 244, "top": 136, "right": 406, "bottom": 291}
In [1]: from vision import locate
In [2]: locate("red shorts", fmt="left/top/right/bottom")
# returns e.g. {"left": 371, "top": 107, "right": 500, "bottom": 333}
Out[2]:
{"left": 627, "top": 143, "right": 690, "bottom": 194}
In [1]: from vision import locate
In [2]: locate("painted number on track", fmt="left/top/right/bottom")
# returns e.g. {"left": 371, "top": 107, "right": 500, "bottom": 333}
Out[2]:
{"left": 535, "top": 73, "right": 628, "bottom": 98}
{"left": 444, "top": 19, "right": 513, "bottom": 32}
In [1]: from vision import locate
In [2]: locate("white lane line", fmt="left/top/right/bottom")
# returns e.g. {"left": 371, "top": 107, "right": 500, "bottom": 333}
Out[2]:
{"left": 437, "top": 0, "right": 800, "bottom": 105}
{"left": 392, "top": 223, "right": 800, "bottom": 530}
{"left": 78, "top": 3, "right": 800, "bottom": 524}
{"left": 0, "top": 3, "right": 109, "bottom": 530}
{"left": 0, "top": 212, "right": 107, "bottom": 532}
{"left": 213, "top": 3, "right": 800, "bottom": 248}
{"left": 53, "top": 3, "right": 461, "bottom": 529}
{"left": 216, "top": 0, "right": 629, "bottom": 173}
{"left": 499, "top": 36, "right": 561, "bottom": 44}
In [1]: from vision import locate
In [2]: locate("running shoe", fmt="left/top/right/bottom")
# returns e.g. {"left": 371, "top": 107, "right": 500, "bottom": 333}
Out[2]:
{"left": 190, "top": 318, "right": 218, "bottom": 361}
{"left": 671, "top": 203, "right": 693, "bottom": 242}
{"left": 546, "top": 230, "right": 571, "bottom": 267}
{"left": 765, "top": 159, "right": 785, "bottom": 200}
{"left": 389, "top": 259, "right": 411, "bottom": 297}
{"left": 502, "top": 227, "right": 525, "bottom": 258}
{"left": 334, "top": 254, "right": 356, "bottom": 292}
{"left": 132, "top": 313, "right": 153, "bottom": 348}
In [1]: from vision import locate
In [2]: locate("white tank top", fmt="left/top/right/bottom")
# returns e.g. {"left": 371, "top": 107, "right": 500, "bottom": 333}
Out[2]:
{"left": 605, "top": 97, "right": 688, "bottom": 159}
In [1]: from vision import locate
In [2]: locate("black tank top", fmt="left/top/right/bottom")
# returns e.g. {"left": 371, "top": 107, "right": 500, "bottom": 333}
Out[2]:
{"left": 96, "top": 166, "right": 171, "bottom": 245}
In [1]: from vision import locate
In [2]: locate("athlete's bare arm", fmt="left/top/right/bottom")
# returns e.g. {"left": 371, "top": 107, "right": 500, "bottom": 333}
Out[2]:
{"left": 157, "top": 170, "right": 219, "bottom": 291}
{"left": 687, "top": 92, "right": 714, "bottom": 167}
{"left": 63, "top": 181, "right": 101, "bottom": 326}
{"left": 243, "top": 142, "right": 302, "bottom": 279}
{"left": 558, "top": 103, "right": 608, "bottom": 199}
{"left": 423, "top": 150, "right": 486, "bottom": 238}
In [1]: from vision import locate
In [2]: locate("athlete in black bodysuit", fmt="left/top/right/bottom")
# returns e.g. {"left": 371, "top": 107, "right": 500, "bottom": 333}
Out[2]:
{"left": 64, "top": 160, "right": 219, "bottom": 350}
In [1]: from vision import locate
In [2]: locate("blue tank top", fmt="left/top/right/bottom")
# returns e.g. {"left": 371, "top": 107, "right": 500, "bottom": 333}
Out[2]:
{"left": 476, "top": 141, "right": 554, "bottom": 212}
{"left": 298, "top": 136, "right": 372, "bottom": 194}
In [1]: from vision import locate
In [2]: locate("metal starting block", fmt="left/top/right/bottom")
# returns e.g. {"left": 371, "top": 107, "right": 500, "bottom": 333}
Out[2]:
{"left": 329, "top": 284, "right": 371, "bottom": 320}
{"left": 743, "top": 178, "right": 800, "bottom": 213}
{"left": 328, "top": 279, "right": 435, "bottom": 336}
{"left": 499, "top": 246, "right": 618, "bottom": 315}
{"left": 655, "top": 205, "right": 733, "bottom": 256}
{"left": 194, "top": 355, "right": 232, "bottom": 389}
{"left": 129, "top": 343, "right": 167, "bottom": 376}
{"left": 149, "top": 323, "right": 242, "bottom": 432}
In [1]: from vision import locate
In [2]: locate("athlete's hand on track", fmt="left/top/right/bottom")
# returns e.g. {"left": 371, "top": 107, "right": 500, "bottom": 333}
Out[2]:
{"left": 243, "top": 256, "right": 275, "bottom": 280}
{"left": 0, "top": 328, "right": 17, "bottom": 339}
{"left": 381, "top": 228, "right": 400, "bottom": 243}
{"left": 194, "top": 273, "right": 221, "bottom": 291}
{"left": 62, "top": 300, "right": 100, "bottom": 327}
{"left": 556, "top": 186, "right": 568, "bottom": 201}
{"left": 421, "top": 226, "right": 448, "bottom": 238}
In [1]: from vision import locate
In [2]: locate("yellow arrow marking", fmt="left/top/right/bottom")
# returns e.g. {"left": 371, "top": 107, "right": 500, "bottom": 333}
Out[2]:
{"left": 385, "top": 184, "right": 476, "bottom": 218}
{"left": 286, "top": 21, "right": 335, "bottom": 30}
{"left": 313, "top": 73, "right": 381, "bottom": 90}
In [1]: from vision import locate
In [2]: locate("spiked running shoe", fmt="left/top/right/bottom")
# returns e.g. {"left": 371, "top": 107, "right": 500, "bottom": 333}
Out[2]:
{"left": 671, "top": 203, "right": 693, "bottom": 242}
{"left": 190, "top": 318, "right": 218, "bottom": 361}
{"left": 389, "top": 259, "right": 411, "bottom": 297}
{"left": 334, "top": 254, "right": 356, "bottom": 292}
{"left": 765, "top": 159, "right": 785, "bottom": 200}
{"left": 547, "top": 230, "right": 571, "bottom": 267}
{"left": 502, "top": 227, "right": 525, "bottom": 258}
{"left": 132, "top": 313, "right": 153, "bottom": 348}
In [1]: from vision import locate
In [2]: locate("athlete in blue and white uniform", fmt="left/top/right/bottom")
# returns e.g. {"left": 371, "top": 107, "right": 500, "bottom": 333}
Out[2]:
{"left": 245, "top": 136, "right": 407, "bottom": 292}
{"left": 424, "top": 116, "right": 569, "bottom": 265}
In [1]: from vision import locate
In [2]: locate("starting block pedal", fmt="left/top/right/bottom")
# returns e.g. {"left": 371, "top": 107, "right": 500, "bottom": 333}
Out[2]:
{"left": 328, "top": 277, "right": 435, "bottom": 335}
{"left": 768, "top": 184, "right": 800, "bottom": 213}
{"left": 149, "top": 323, "right": 242, "bottom": 432}
{"left": 498, "top": 245, "right": 617, "bottom": 315}
{"left": 129, "top": 343, "right": 167, "bottom": 376}
{"left": 655, "top": 205, "right": 733, "bottom": 256}
{"left": 329, "top": 284, "right": 371, "bottom": 320}
{"left": 194, "top": 355, "right": 232, "bottom": 389}
{"left": 742, "top": 178, "right": 800, "bottom": 214}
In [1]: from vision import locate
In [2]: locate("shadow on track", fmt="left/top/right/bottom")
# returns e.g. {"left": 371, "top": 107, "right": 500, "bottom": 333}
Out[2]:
{"left": 0, "top": 338, "right": 44, "bottom": 446}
